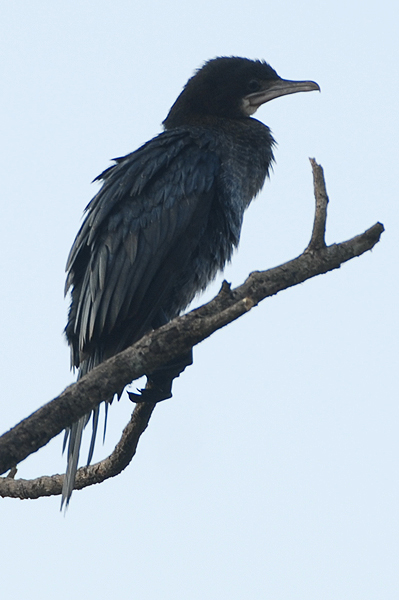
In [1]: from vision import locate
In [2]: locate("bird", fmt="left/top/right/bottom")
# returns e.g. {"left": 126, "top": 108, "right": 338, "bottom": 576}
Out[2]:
{"left": 62, "top": 56, "right": 319, "bottom": 507}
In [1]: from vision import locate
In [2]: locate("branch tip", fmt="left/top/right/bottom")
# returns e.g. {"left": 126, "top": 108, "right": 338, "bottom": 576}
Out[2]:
{"left": 306, "top": 158, "right": 329, "bottom": 251}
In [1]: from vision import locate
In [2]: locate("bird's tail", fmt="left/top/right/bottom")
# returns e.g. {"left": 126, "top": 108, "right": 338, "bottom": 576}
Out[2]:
{"left": 61, "top": 358, "right": 108, "bottom": 509}
{"left": 61, "top": 403, "right": 107, "bottom": 509}
{"left": 61, "top": 414, "right": 88, "bottom": 509}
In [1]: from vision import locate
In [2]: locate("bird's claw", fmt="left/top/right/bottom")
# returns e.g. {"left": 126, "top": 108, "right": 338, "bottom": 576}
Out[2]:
{"left": 127, "top": 386, "right": 172, "bottom": 404}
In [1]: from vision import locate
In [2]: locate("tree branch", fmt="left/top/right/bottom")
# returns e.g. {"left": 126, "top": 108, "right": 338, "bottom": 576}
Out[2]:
{"left": 0, "top": 160, "right": 384, "bottom": 499}
{"left": 0, "top": 402, "right": 155, "bottom": 499}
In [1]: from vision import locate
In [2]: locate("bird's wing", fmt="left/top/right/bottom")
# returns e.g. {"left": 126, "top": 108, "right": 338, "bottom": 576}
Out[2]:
{"left": 65, "top": 129, "right": 219, "bottom": 367}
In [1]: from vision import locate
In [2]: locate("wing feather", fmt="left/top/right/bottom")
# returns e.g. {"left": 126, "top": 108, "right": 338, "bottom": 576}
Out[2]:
{"left": 66, "top": 128, "right": 219, "bottom": 367}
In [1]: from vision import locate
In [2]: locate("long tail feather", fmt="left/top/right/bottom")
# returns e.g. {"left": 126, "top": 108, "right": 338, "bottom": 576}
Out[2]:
{"left": 61, "top": 415, "right": 87, "bottom": 509}
{"left": 87, "top": 406, "right": 100, "bottom": 465}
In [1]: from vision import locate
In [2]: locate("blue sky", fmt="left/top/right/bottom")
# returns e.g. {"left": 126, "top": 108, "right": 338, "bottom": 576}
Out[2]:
{"left": 1, "top": 2, "right": 398, "bottom": 599}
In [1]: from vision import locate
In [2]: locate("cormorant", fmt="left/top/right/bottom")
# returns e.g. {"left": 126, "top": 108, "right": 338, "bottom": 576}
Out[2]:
{"left": 62, "top": 56, "right": 319, "bottom": 507}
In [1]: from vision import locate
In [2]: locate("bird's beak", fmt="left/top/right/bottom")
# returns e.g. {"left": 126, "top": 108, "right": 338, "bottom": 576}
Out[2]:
{"left": 245, "top": 78, "right": 320, "bottom": 110}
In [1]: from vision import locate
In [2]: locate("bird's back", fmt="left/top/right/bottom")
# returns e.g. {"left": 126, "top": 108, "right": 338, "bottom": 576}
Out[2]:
{"left": 65, "top": 122, "right": 273, "bottom": 372}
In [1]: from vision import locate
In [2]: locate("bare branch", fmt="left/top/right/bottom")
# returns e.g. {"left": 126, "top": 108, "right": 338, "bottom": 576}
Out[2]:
{"left": 306, "top": 158, "right": 329, "bottom": 251}
{"left": 0, "top": 402, "right": 154, "bottom": 499}
{"left": 0, "top": 161, "right": 384, "bottom": 499}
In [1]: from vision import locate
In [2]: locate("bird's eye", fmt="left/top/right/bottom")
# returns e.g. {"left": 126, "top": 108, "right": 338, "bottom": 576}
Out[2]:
{"left": 247, "top": 79, "right": 261, "bottom": 93}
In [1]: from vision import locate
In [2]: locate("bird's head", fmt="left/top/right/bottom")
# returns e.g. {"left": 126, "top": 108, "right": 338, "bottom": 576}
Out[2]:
{"left": 163, "top": 56, "right": 319, "bottom": 128}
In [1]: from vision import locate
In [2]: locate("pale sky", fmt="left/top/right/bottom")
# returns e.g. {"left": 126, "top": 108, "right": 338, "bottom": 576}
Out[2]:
{"left": 1, "top": 2, "right": 398, "bottom": 599}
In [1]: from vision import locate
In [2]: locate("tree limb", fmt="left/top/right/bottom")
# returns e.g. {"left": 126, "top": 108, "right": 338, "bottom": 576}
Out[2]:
{"left": 0, "top": 402, "right": 155, "bottom": 499}
{"left": 0, "top": 160, "right": 384, "bottom": 499}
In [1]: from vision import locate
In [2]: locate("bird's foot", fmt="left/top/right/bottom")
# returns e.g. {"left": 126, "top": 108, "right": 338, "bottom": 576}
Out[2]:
{"left": 128, "top": 350, "right": 193, "bottom": 404}
{"left": 127, "top": 383, "right": 172, "bottom": 404}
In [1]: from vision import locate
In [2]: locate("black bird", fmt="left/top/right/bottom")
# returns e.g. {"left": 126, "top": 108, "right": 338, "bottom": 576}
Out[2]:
{"left": 62, "top": 57, "right": 319, "bottom": 506}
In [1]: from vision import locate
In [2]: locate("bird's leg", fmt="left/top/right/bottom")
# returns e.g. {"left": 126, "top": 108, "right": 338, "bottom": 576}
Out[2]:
{"left": 128, "top": 349, "right": 193, "bottom": 403}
